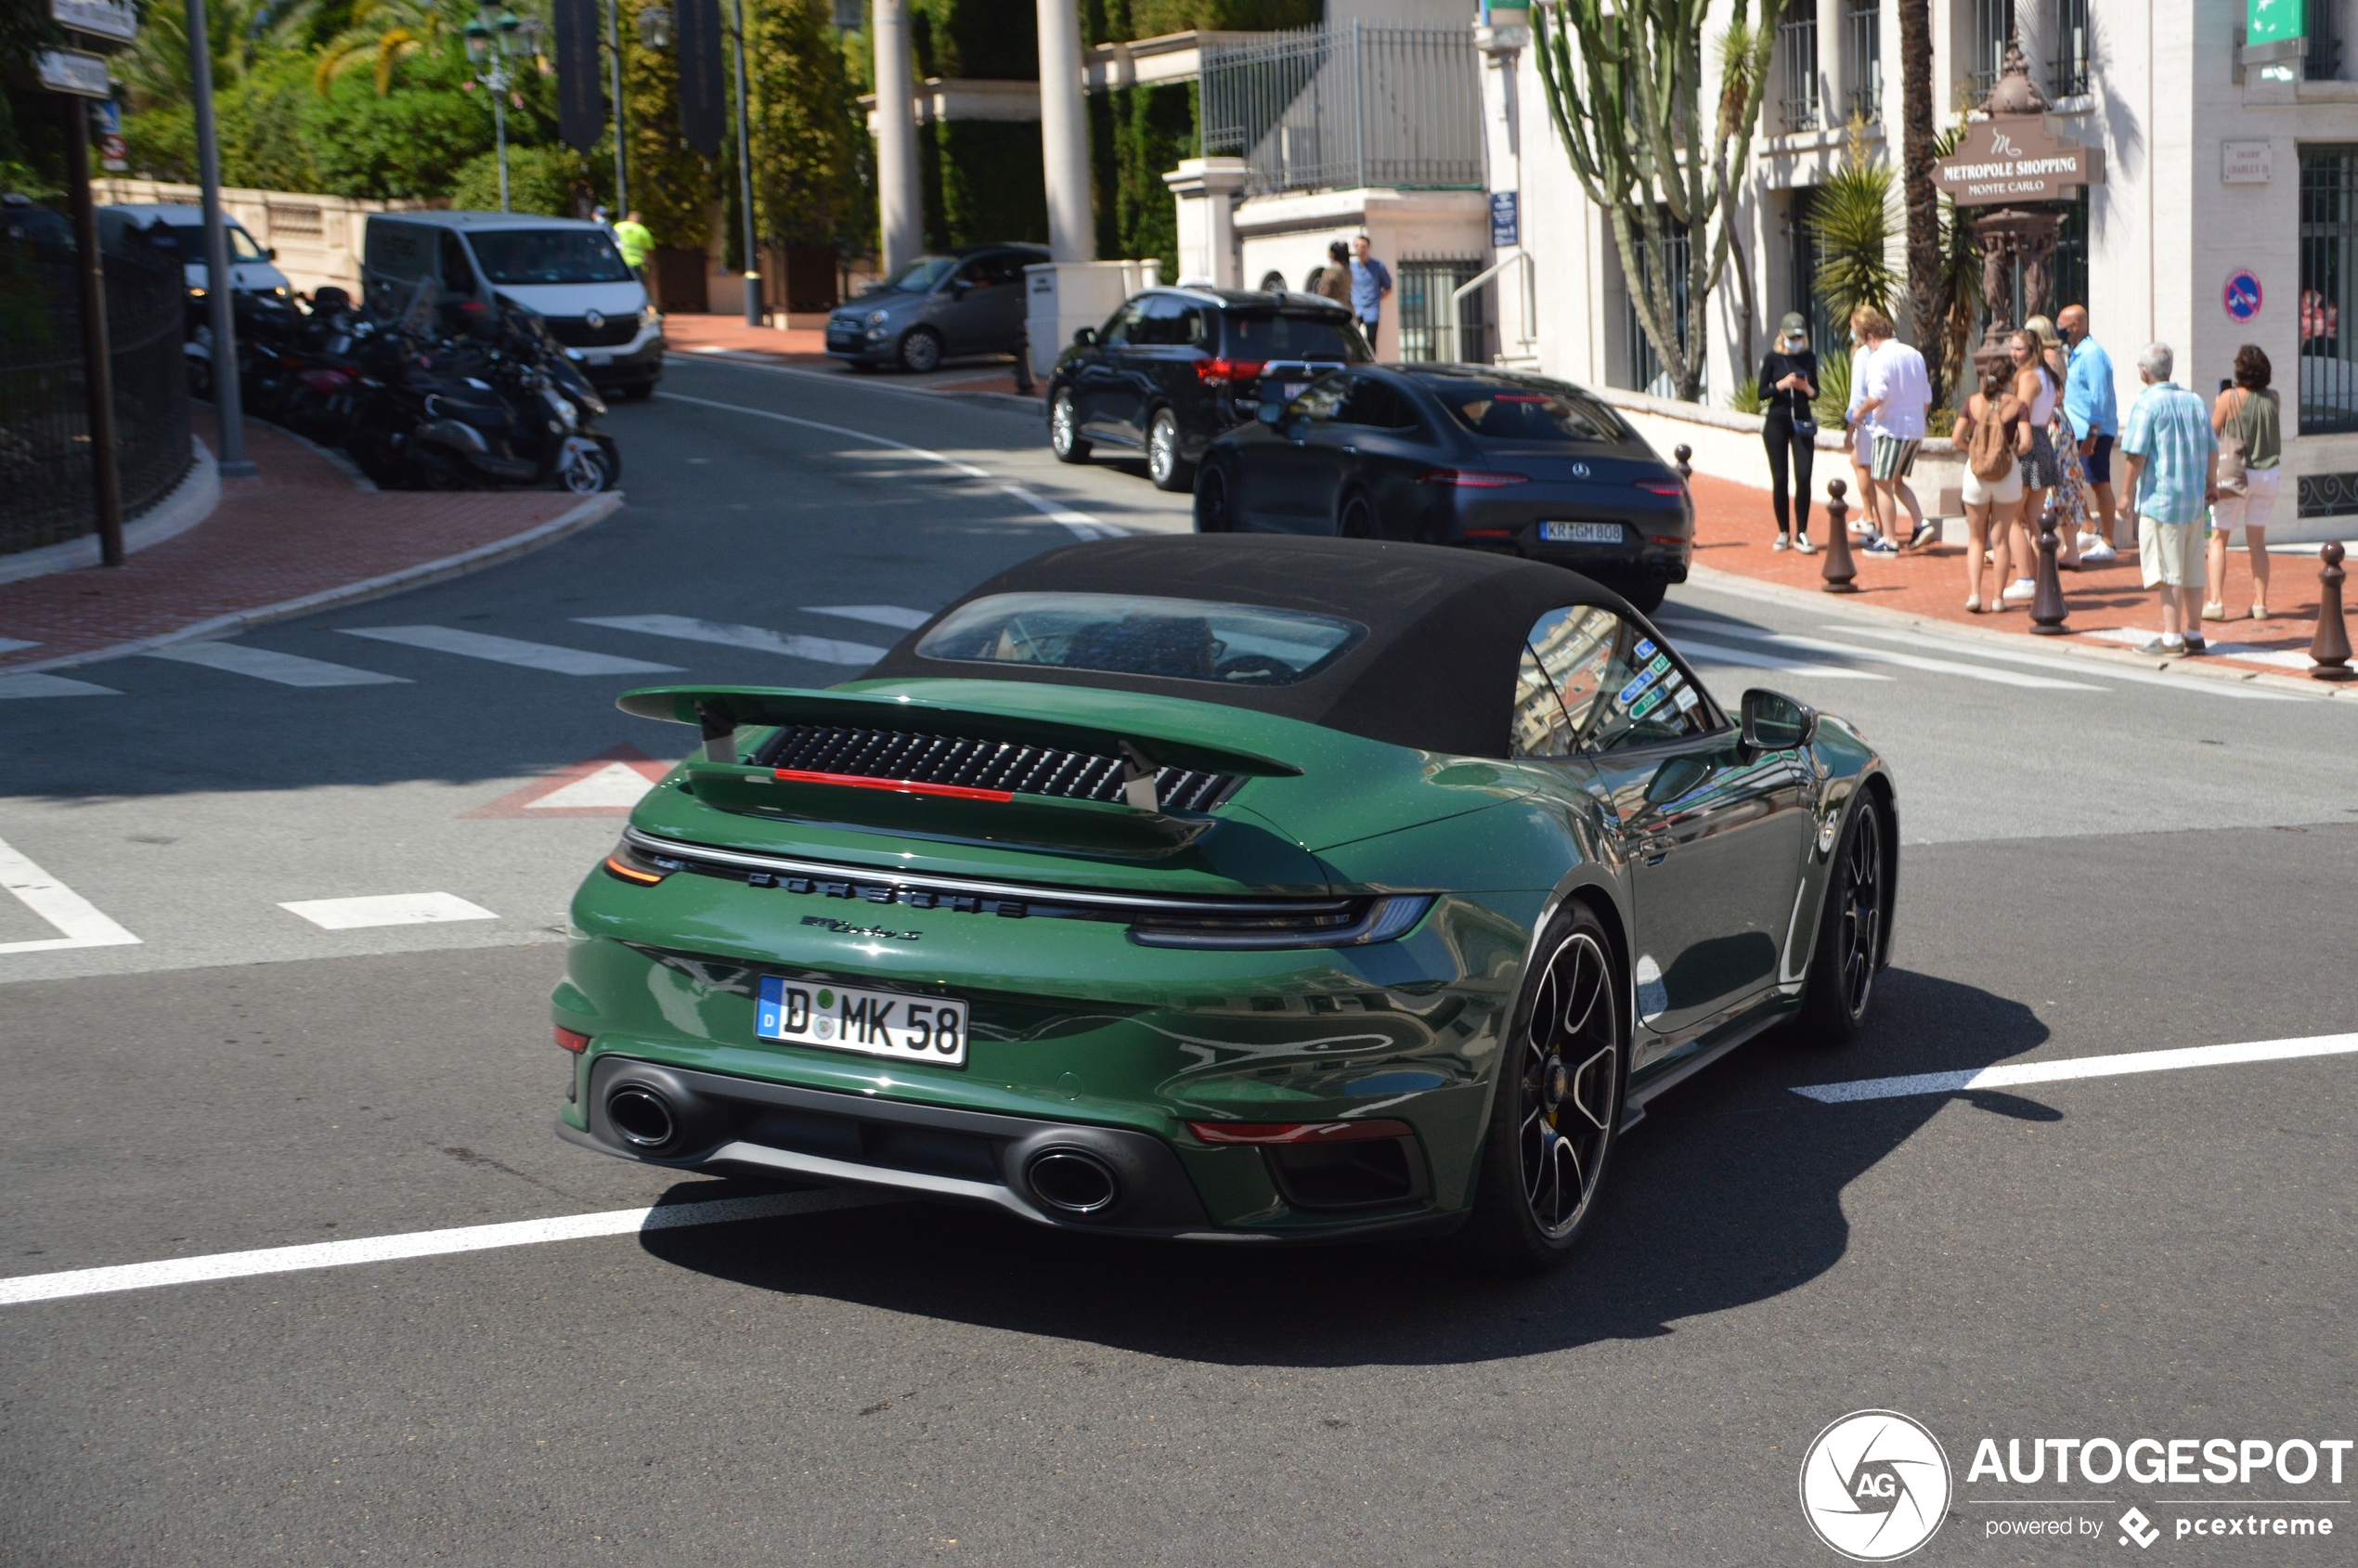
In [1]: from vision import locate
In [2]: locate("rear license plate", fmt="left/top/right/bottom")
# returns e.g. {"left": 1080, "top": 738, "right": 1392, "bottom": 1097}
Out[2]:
{"left": 755, "top": 976, "right": 967, "bottom": 1068}
{"left": 1281, "top": 382, "right": 1307, "bottom": 399}
{"left": 1540, "top": 521, "right": 1625, "bottom": 544}
{"left": 586, "top": 352, "right": 613, "bottom": 366}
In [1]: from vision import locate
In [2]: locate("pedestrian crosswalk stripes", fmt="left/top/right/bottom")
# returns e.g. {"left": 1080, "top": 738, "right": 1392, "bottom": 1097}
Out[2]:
{"left": 1827, "top": 625, "right": 2302, "bottom": 701}
{"left": 1666, "top": 639, "right": 1892, "bottom": 680}
{"left": 1658, "top": 619, "right": 2106, "bottom": 691}
{"left": 337, "top": 626, "right": 683, "bottom": 676}
{"left": 0, "top": 639, "right": 38, "bottom": 655}
{"left": 573, "top": 615, "right": 887, "bottom": 666}
{"left": 0, "top": 673, "right": 121, "bottom": 699}
{"left": 145, "top": 641, "right": 412, "bottom": 687}
{"left": 803, "top": 604, "right": 933, "bottom": 630}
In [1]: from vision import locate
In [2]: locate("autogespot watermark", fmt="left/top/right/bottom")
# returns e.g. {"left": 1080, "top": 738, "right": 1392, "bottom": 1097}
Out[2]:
{"left": 1800, "top": 1412, "right": 2352, "bottom": 1557}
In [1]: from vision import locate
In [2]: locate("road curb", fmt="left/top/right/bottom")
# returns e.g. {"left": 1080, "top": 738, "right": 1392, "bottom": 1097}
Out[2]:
{"left": 1684, "top": 562, "right": 2358, "bottom": 701}
{"left": 11, "top": 490, "right": 626, "bottom": 675}
{"left": 0, "top": 436, "right": 221, "bottom": 587}
{"left": 677, "top": 348, "right": 1046, "bottom": 418}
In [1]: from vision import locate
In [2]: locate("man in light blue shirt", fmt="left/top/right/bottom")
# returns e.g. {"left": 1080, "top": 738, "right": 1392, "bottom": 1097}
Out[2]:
{"left": 2119, "top": 342, "right": 2219, "bottom": 655}
{"left": 2059, "top": 305, "right": 2120, "bottom": 556}
{"left": 1348, "top": 234, "right": 1393, "bottom": 356}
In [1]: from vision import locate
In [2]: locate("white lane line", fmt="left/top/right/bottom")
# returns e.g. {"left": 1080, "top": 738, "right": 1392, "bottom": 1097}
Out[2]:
{"left": 1794, "top": 1030, "right": 2358, "bottom": 1104}
{"left": 1658, "top": 619, "right": 2106, "bottom": 690}
{"left": 0, "top": 638, "right": 38, "bottom": 654}
{"left": 339, "top": 626, "right": 682, "bottom": 676}
{"left": 805, "top": 603, "right": 933, "bottom": 630}
{"left": 655, "top": 389, "right": 1120, "bottom": 540}
{"left": 0, "top": 672, "right": 121, "bottom": 699}
{"left": 1673, "top": 638, "right": 1894, "bottom": 680}
{"left": 0, "top": 836, "right": 141, "bottom": 954}
{"left": 575, "top": 614, "right": 887, "bottom": 667}
{"left": 0, "top": 1188, "right": 884, "bottom": 1307}
{"left": 1821, "top": 626, "right": 2303, "bottom": 702}
{"left": 144, "top": 641, "right": 410, "bottom": 688}
{"left": 279, "top": 892, "right": 498, "bottom": 929}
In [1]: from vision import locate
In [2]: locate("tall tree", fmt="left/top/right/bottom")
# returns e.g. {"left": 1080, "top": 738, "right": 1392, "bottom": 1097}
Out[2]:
{"left": 1533, "top": 0, "right": 1782, "bottom": 402}
{"left": 1898, "top": 0, "right": 1947, "bottom": 398}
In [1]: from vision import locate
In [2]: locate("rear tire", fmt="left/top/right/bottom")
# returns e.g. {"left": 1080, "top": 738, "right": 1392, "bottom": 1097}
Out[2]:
{"left": 1457, "top": 902, "right": 1626, "bottom": 1275}
{"left": 1337, "top": 489, "right": 1379, "bottom": 539}
{"left": 1194, "top": 460, "right": 1235, "bottom": 532}
{"left": 1147, "top": 407, "right": 1194, "bottom": 491}
{"left": 1050, "top": 387, "right": 1092, "bottom": 463}
{"left": 1794, "top": 796, "right": 1887, "bottom": 1049}
{"left": 898, "top": 328, "right": 943, "bottom": 373}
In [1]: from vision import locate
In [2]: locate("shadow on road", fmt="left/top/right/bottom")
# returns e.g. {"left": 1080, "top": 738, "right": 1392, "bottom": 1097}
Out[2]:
{"left": 640, "top": 968, "right": 2048, "bottom": 1366}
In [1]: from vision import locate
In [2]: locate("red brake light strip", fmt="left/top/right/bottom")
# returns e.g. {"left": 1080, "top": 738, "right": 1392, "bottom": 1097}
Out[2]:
{"left": 773, "top": 768, "right": 1015, "bottom": 803}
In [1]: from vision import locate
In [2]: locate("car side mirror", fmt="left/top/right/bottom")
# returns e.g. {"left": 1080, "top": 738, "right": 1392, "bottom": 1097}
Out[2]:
{"left": 1256, "top": 402, "right": 1285, "bottom": 426}
{"left": 1072, "top": 326, "right": 1095, "bottom": 347}
{"left": 1741, "top": 689, "right": 1817, "bottom": 752}
{"left": 266, "top": 247, "right": 279, "bottom": 261}
{"left": 951, "top": 278, "right": 972, "bottom": 297}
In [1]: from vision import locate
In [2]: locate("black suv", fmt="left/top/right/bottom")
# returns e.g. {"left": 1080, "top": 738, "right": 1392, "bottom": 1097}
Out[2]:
{"left": 1047, "top": 288, "right": 1369, "bottom": 490}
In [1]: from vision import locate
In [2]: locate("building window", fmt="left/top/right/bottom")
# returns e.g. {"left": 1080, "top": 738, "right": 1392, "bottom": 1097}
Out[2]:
{"left": 1397, "top": 258, "right": 1489, "bottom": 365}
{"left": 2049, "top": 0, "right": 2089, "bottom": 97}
{"left": 2300, "top": 148, "right": 2358, "bottom": 434}
{"left": 2309, "top": 0, "right": 2348, "bottom": 80}
{"left": 1621, "top": 218, "right": 1692, "bottom": 398}
{"left": 1786, "top": 186, "right": 1840, "bottom": 361}
{"left": 1967, "top": 0, "right": 2014, "bottom": 102}
{"left": 1780, "top": 8, "right": 1820, "bottom": 132}
{"left": 1846, "top": 0, "right": 1882, "bottom": 122}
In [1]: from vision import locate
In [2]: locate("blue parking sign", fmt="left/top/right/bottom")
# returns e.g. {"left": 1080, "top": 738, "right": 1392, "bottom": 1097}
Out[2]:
{"left": 1490, "top": 191, "right": 1519, "bottom": 249}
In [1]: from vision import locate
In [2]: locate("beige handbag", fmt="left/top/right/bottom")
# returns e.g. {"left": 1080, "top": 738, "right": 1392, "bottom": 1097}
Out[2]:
{"left": 2216, "top": 390, "right": 2251, "bottom": 498}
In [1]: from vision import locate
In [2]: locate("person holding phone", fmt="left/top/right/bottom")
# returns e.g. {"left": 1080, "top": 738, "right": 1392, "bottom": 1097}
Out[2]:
{"left": 1758, "top": 312, "right": 1820, "bottom": 552}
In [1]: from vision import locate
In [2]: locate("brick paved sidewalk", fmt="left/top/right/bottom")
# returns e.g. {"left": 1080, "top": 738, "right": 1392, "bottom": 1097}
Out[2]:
{"left": 1687, "top": 472, "right": 2347, "bottom": 681}
{"left": 0, "top": 415, "right": 617, "bottom": 676}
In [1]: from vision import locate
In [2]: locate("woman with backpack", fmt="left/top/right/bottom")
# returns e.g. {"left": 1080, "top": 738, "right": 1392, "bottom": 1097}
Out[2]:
{"left": 2206, "top": 344, "right": 2282, "bottom": 620}
{"left": 1953, "top": 363, "right": 2032, "bottom": 612}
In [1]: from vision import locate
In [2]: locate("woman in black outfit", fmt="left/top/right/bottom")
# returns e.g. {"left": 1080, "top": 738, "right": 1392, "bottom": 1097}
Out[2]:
{"left": 1758, "top": 312, "right": 1820, "bottom": 552}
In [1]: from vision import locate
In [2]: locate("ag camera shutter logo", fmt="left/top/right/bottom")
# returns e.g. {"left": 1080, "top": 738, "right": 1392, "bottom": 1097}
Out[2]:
{"left": 1800, "top": 1410, "right": 1953, "bottom": 1561}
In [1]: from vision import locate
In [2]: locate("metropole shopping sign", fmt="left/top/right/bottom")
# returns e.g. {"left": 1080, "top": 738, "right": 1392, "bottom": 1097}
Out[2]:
{"left": 1934, "top": 115, "right": 2105, "bottom": 205}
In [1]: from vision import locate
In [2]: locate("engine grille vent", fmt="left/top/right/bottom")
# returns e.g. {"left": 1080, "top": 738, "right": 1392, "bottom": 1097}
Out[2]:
{"left": 544, "top": 314, "right": 638, "bottom": 348}
{"left": 758, "top": 725, "right": 1239, "bottom": 812}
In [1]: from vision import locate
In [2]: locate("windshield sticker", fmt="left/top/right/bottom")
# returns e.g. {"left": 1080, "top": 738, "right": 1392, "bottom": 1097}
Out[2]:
{"left": 1633, "top": 637, "right": 1657, "bottom": 661}
{"left": 1614, "top": 652, "right": 1674, "bottom": 708}
{"left": 1630, "top": 688, "right": 1666, "bottom": 720}
{"left": 1674, "top": 684, "right": 1701, "bottom": 713}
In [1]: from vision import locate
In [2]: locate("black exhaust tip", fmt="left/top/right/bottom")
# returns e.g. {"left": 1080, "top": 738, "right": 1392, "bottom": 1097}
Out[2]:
{"left": 606, "top": 1085, "right": 678, "bottom": 1149}
{"left": 1026, "top": 1148, "right": 1120, "bottom": 1214}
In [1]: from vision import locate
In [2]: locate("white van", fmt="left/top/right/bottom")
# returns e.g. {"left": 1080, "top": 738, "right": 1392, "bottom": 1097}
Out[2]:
{"left": 362, "top": 211, "right": 663, "bottom": 399}
{"left": 99, "top": 203, "right": 293, "bottom": 300}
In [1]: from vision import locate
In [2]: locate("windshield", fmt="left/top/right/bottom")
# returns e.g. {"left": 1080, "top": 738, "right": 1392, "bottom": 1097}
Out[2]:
{"left": 880, "top": 256, "right": 958, "bottom": 292}
{"left": 1222, "top": 313, "right": 1367, "bottom": 364}
{"left": 917, "top": 592, "right": 1366, "bottom": 686}
{"left": 465, "top": 228, "right": 633, "bottom": 285}
{"left": 162, "top": 225, "right": 266, "bottom": 262}
{"left": 1419, "top": 373, "right": 1625, "bottom": 443}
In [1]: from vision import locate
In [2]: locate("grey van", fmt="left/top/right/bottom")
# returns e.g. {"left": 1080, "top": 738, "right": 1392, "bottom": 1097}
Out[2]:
{"left": 363, "top": 211, "right": 663, "bottom": 398}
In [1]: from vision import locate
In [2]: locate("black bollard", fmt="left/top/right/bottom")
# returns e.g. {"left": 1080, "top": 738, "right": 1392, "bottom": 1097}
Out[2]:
{"left": 1675, "top": 443, "right": 1692, "bottom": 481}
{"left": 2313, "top": 541, "right": 2353, "bottom": 681}
{"left": 2029, "top": 499, "right": 2070, "bottom": 635}
{"left": 1820, "top": 478, "right": 1858, "bottom": 593}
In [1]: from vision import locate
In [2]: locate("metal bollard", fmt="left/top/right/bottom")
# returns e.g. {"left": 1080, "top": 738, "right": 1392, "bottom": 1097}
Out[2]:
{"left": 1675, "top": 443, "right": 1692, "bottom": 481}
{"left": 2029, "top": 500, "right": 2070, "bottom": 635}
{"left": 1012, "top": 324, "right": 1034, "bottom": 395}
{"left": 1820, "top": 478, "right": 1859, "bottom": 593}
{"left": 2312, "top": 540, "right": 2353, "bottom": 681}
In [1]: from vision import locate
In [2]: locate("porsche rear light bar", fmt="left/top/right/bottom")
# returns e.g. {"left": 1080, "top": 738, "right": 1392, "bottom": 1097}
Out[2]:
{"left": 1185, "top": 1119, "right": 1414, "bottom": 1145}
{"left": 1195, "top": 357, "right": 1267, "bottom": 386}
{"left": 772, "top": 767, "right": 1014, "bottom": 803}
{"left": 1419, "top": 468, "right": 1529, "bottom": 487}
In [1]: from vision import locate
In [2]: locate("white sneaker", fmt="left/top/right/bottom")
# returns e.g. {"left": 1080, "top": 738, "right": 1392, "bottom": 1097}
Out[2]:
{"left": 2075, "top": 531, "right": 2102, "bottom": 554}
{"left": 2001, "top": 577, "right": 2037, "bottom": 603}
{"left": 1772, "top": 535, "right": 1792, "bottom": 551}
{"left": 1794, "top": 534, "right": 1817, "bottom": 555}
{"left": 2081, "top": 542, "right": 2118, "bottom": 564}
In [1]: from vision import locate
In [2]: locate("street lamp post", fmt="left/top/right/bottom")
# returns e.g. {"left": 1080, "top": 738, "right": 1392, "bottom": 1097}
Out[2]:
{"left": 605, "top": 0, "right": 628, "bottom": 214}
{"left": 465, "top": 6, "right": 543, "bottom": 212}
{"left": 730, "top": 0, "right": 757, "bottom": 326}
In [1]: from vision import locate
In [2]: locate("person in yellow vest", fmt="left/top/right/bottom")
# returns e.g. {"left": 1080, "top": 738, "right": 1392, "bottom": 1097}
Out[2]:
{"left": 612, "top": 210, "right": 654, "bottom": 286}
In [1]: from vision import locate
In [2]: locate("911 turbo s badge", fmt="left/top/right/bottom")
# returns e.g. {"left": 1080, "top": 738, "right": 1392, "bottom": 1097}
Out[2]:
{"left": 799, "top": 914, "right": 921, "bottom": 941}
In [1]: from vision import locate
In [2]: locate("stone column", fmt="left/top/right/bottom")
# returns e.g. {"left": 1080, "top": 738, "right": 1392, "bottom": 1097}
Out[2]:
{"left": 1035, "top": 0, "right": 1095, "bottom": 262}
{"left": 873, "top": 0, "right": 922, "bottom": 273}
{"left": 1162, "top": 158, "right": 1249, "bottom": 287}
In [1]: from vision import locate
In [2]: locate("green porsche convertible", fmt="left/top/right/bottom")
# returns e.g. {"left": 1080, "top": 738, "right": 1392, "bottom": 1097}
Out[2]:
{"left": 552, "top": 535, "right": 1896, "bottom": 1270}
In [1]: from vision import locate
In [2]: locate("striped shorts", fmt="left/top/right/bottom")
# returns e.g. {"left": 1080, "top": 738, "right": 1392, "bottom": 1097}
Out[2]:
{"left": 1870, "top": 435, "right": 1921, "bottom": 482}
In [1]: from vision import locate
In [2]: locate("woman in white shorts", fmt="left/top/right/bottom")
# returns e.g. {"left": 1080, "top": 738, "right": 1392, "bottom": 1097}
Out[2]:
{"left": 2207, "top": 344, "right": 2282, "bottom": 620}
{"left": 1952, "top": 365, "right": 2028, "bottom": 613}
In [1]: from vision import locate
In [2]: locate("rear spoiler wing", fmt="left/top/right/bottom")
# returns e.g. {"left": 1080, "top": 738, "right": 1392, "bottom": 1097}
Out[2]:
{"left": 618, "top": 684, "right": 1302, "bottom": 806}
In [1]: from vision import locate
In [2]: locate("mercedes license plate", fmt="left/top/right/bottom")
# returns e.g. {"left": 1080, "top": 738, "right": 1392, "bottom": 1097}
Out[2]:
{"left": 755, "top": 976, "right": 967, "bottom": 1068}
{"left": 1540, "top": 521, "right": 1625, "bottom": 544}
{"left": 1281, "top": 382, "right": 1308, "bottom": 399}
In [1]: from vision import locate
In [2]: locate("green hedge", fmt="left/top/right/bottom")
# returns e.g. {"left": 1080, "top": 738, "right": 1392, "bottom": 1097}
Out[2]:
{"left": 922, "top": 120, "right": 1047, "bottom": 248}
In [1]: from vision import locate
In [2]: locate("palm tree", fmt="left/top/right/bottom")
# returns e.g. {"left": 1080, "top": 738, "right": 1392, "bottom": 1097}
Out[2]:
{"left": 1807, "top": 126, "right": 1900, "bottom": 326}
{"left": 312, "top": 0, "right": 461, "bottom": 96}
{"left": 1898, "top": 0, "right": 1947, "bottom": 399}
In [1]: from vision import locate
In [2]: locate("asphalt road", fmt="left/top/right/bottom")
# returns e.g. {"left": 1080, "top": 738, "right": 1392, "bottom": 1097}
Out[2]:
{"left": 3, "top": 356, "right": 2354, "bottom": 1566}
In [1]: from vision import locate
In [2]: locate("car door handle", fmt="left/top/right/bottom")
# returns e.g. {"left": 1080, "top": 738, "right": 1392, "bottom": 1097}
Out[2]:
{"left": 1342, "top": 444, "right": 1357, "bottom": 454}
{"left": 1635, "top": 833, "right": 1675, "bottom": 862}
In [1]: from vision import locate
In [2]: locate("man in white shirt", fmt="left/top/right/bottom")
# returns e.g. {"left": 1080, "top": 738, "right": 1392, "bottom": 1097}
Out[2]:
{"left": 1846, "top": 306, "right": 1937, "bottom": 554}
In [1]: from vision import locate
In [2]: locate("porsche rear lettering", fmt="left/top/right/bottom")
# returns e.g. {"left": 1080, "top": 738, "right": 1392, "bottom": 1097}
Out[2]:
{"left": 799, "top": 915, "right": 921, "bottom": 940}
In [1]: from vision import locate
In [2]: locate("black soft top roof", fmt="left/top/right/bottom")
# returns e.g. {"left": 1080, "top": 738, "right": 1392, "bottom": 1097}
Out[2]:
{"left": 860, "top": 536, "right": 1633, "bottom": 758}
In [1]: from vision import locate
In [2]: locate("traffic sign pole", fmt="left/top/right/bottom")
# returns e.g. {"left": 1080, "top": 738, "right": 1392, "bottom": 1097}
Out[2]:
{"left": 62, "top": 97, "right": 125, "bottom": 567}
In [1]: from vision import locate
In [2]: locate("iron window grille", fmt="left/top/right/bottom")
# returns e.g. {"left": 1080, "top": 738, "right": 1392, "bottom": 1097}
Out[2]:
{"left": 1846, "top": 0, "right": 1882, "bottom": 121}
{"left": 2309, "top": 0, "right": 2348, "bottom": 81}
{"left": 1779, "top": 8, "right": 1820, "bottom": 132}
{"left": 2300, "top": 149, "right": 2358, "bottom": 434}
{"left": 1397, "top": 258, "right": 1490, "bottom": 365}
{"left": 1620, "top": 216, "right": 1693, "bottom": 398}
{"left": 1966, "top": 0, "right": 2014, "bottom": 102}
{"left": 2048, "top": 0, "right": 2089, "bottom": 97}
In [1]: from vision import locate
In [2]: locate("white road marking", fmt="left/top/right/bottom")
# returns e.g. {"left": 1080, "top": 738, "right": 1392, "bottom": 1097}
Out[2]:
{"left": 0, "top": 1188, "right": 886, "bottom": 1307}
{"left": 1822, "top": 625, "right": 2304, "bottom": 701}
{"left": 144, "top": 641, "right": 410, "bottom": 687}
{"left": 654, "top": 389, "right": 1121, "bottom": 540}
{"left": 339, "top": 626, "right": 681, "bottom": 676}
{"left": 0, "top": 836, "right": 141, "bottom": 955}
{"left": 805, "top": 603, "right": 932, "bottom": 629}
{"left": 1794, "top": 1030, "right": 2358, "bottom": 1104}
{"left": 0, "top": 673, "right": 121, "bottom": 699}
{"left": 0, "top": 638, "right": 38, "bottom": 654}
{"left": 525, "top": 761, "right": 657, "bottom": 810}
{"left": 279, "top": 892, "right": 499, "bottom": 929}
{"left": 2081, "top": 625, "right": 2320, "bottom": 671}
{"left": 1672, "top": 639, "right": 1894, "bottom": 680}
{"left": 1658, "top": 619, "right": 2106, "bottom": 690}
{"left": 575, "top": 614, "right": 887, "bottom": 666}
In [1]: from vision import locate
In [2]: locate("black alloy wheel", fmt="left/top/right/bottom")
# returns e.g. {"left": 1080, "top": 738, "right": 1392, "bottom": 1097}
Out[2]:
{"left": 1050, "top": 388, "right": 1092, "bottom": 463}
{"left": 1796, "top": 797, "right": 1885, "bottom": 1047}
{"left": 1147, "top": 407, "right": 1193, "bottom": 491}
{"left": 1337, "top": 490, "right": 1379, "bottom": 539}
{"left": 1193, "top": 461, "right": 1235, "bottom": 531}
{"left": 1459, "top": 903, "right": 1625, "bottom": 1273}
{"left": 898, "top": 327, "right": 943, "bottom": 373}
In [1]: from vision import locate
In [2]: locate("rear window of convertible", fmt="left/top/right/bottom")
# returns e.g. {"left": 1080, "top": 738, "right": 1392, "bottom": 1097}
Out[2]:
{"left": 917, "top": 593, "right": 1366, "bottom": 686}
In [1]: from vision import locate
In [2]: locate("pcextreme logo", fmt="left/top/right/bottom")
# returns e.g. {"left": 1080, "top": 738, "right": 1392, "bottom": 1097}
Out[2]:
{"left": 1800, "top": 1410, "right": 1955, "bottom": 1562}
